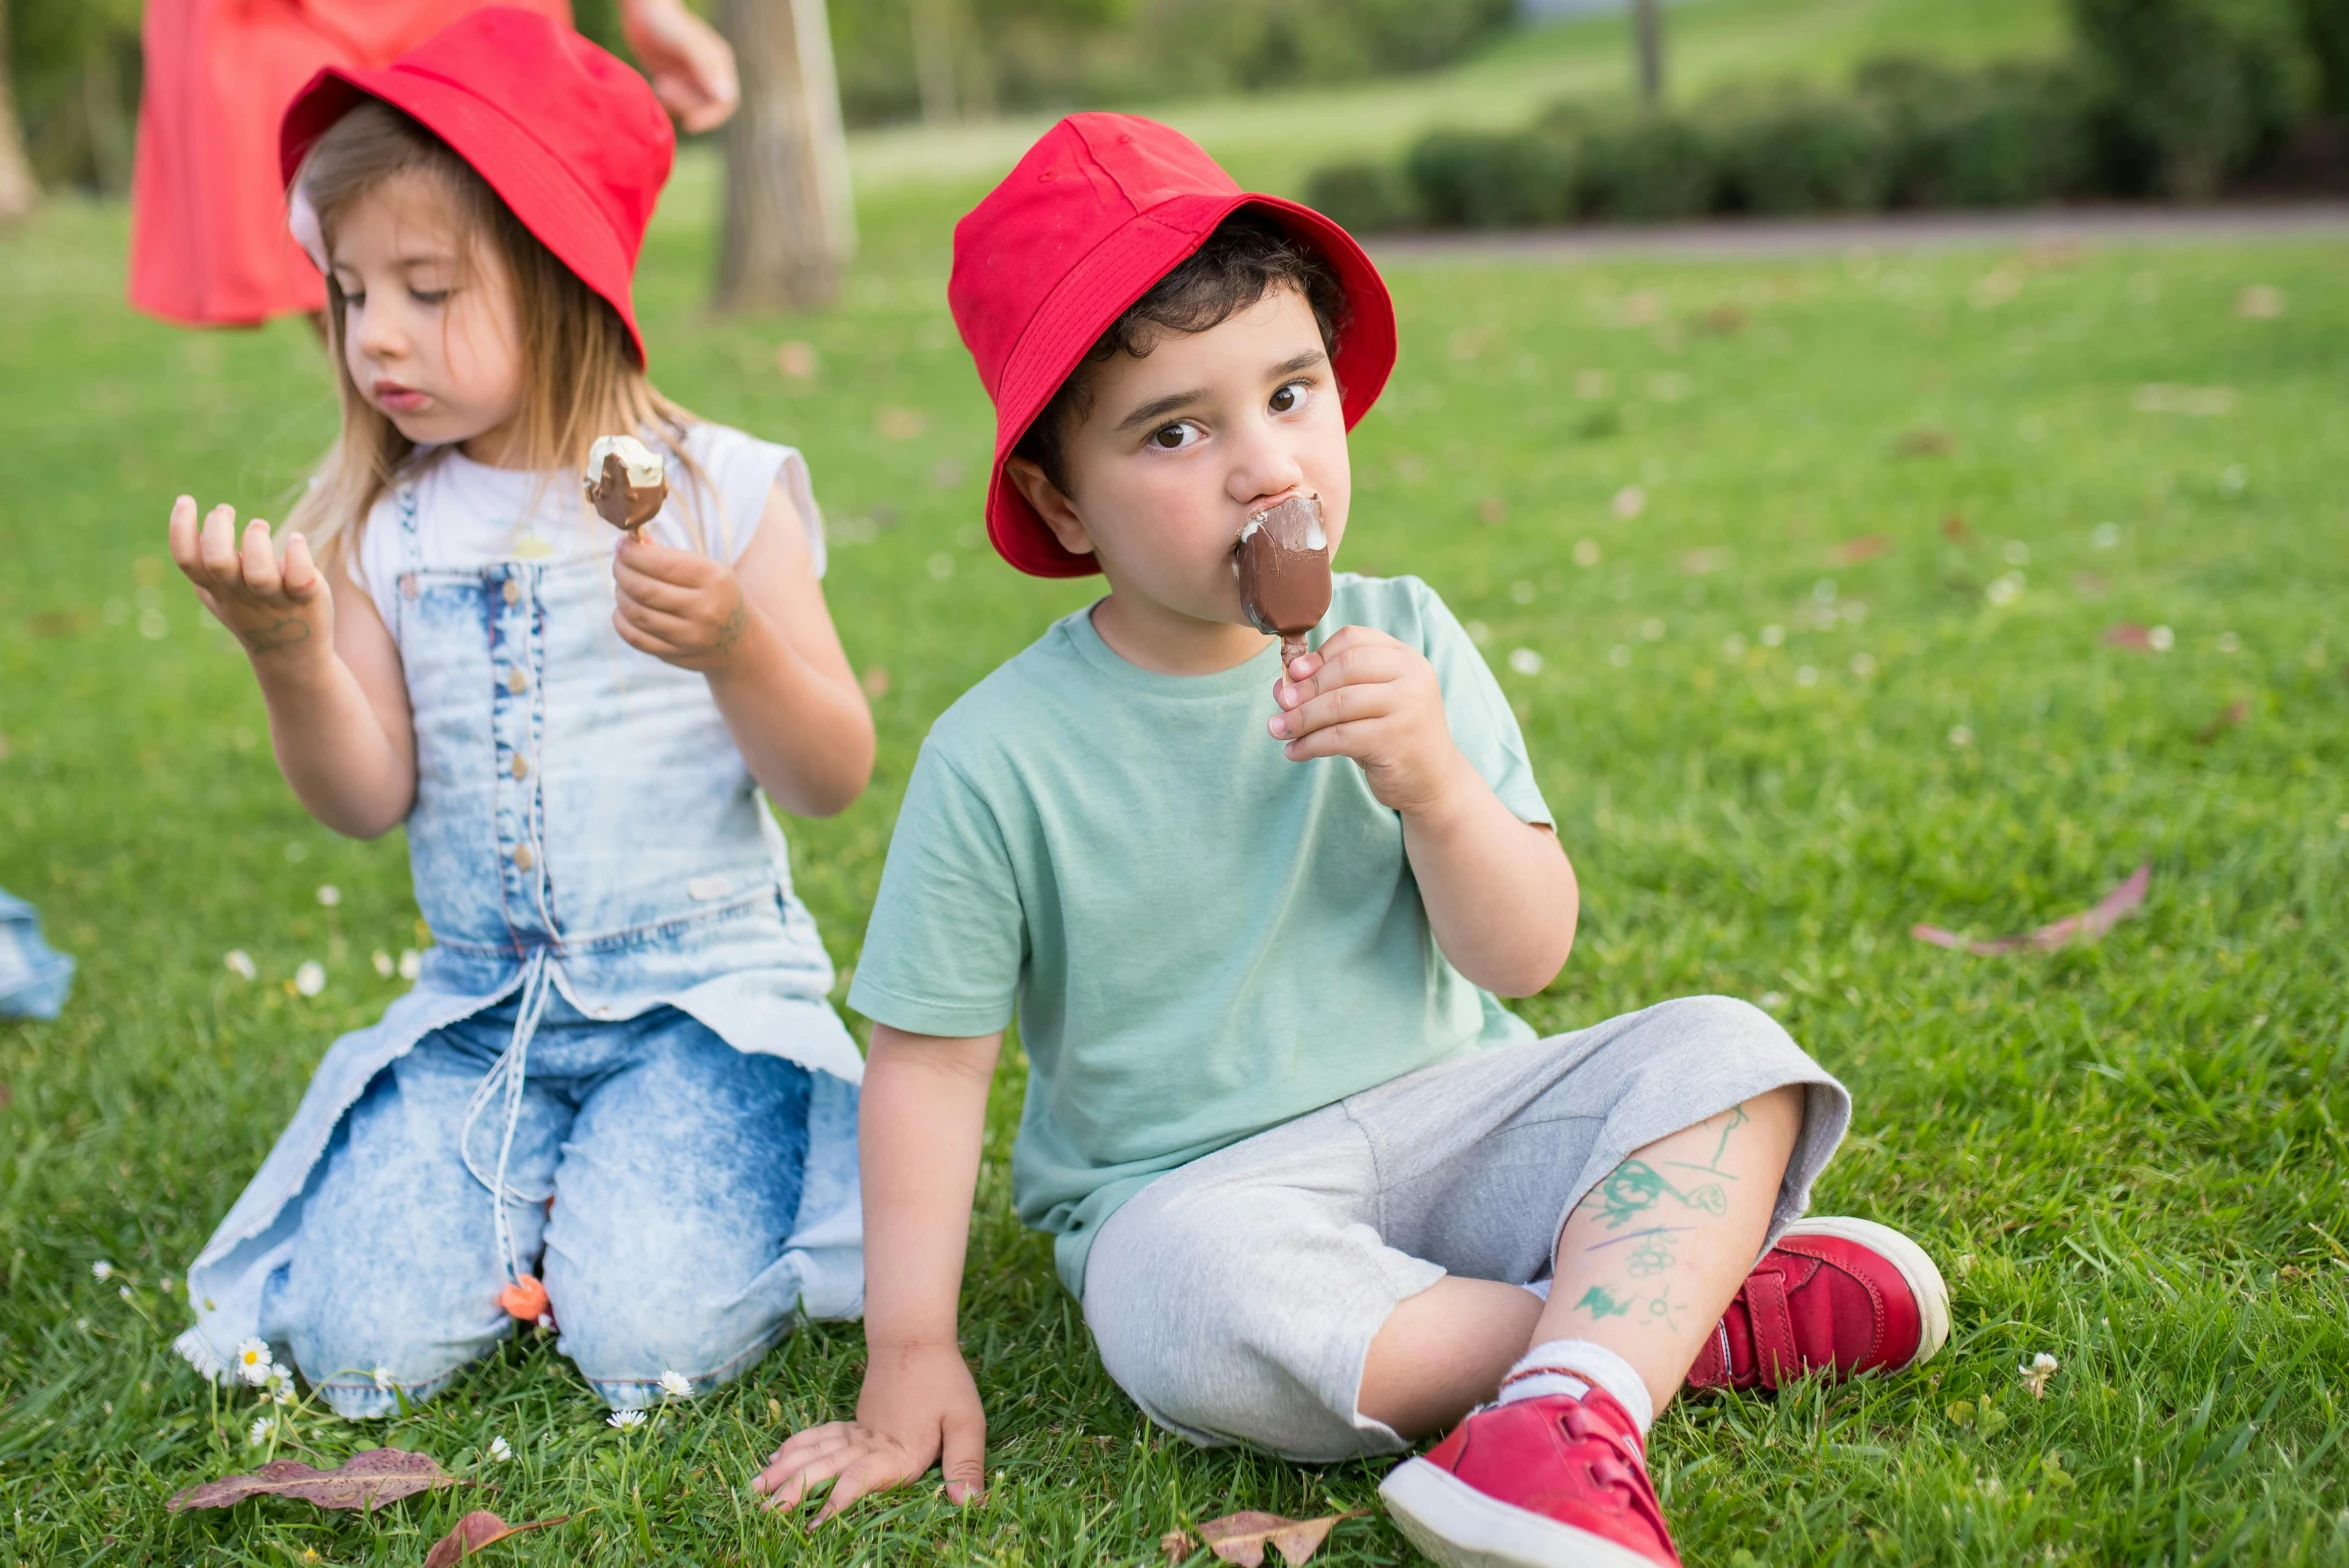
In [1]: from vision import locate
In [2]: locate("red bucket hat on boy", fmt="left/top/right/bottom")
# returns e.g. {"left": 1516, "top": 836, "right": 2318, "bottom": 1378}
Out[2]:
{"left": 277, "top": 6, "right": 672, "bottom": 366}
{"left": 951, "top": 114, "right": 1398, "bottom": 578}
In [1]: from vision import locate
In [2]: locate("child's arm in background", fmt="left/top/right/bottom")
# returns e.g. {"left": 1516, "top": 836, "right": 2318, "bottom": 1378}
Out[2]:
{"left": 610, "top": 484, "right": 874, "bottom": 816}
{"left": 1271, "top": 627, "right": 1578, "bottom": 997}
{"left": 168, "top": 497, "right": 417, "bottom": 837}
{"left": 752, "top": 1024, "right": 1001, "bottom": 1519}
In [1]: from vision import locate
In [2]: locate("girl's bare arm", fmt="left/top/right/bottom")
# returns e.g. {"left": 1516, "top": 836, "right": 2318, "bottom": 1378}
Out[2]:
{"left": 168, "top": 497, "right": 417, "bottom": 838}
{"left": 610, "top": 484, "right": 875, "bottom": 817}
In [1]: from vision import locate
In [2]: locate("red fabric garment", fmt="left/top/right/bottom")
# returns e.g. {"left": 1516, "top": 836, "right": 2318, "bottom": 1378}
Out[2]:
{"left": 947, "top": 113, "right": 1396, "bottom": 578}
{"left": 128, "top": 0, "right": 572, "bottom": 326}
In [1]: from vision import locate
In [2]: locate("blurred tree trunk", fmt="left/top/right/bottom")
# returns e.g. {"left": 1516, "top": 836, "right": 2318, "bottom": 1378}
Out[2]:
{"left": 912, "top": 0, "right": 959, "bottom": 123}
{"left": 1631, "top": 0, "right": 1665, "bottom": 109}
{"left": 0, "top": 0, "right": 41, "bottom": 223}
{"left": 716, "top": 0, "right": 855, "bottom": 312}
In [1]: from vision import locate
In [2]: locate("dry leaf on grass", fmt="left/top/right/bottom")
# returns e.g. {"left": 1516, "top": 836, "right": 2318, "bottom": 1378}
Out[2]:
{"left": 422, "top": 1509, "right": 570, "bottom": 1566}
{"left": 1164, "top": 1509, "right": 1362, "bottom": 1566}
{"left": 1830, "top": 534, "right": 1890, "bottom": 565}
{"left": 166, "top": 1449, "right": 463, "bottom": 1514}
{"left": 1911, "top": 863, "right": 2150, "bottom": 956}
{"left": 2194, "top": 699, "right": 2247, "bottom": 744}
{"left": 1894, "top": 428, "right": 1953, "bottom": 457}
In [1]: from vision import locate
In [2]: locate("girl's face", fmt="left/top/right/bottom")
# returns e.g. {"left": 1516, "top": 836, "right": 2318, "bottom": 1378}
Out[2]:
{"left": 329, "top": 172, "right": 527, "bottom": 464}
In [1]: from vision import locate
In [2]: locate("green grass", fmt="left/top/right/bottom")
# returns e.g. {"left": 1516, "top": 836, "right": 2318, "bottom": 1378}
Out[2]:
{"left": 7, "top": 70, "right": 2349, "bottom": 1568}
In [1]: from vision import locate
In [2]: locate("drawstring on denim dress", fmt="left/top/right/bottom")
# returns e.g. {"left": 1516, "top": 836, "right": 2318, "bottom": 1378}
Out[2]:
{"left": 458, "top": 946, "right": 558, "bottom": 1325}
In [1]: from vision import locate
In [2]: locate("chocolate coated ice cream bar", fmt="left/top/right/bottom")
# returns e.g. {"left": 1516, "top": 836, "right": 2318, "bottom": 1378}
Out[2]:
{"left": 584, "top": 434, "right": 667, "bottom": 533}
{"left": 1234, "top": 494, "right": 1332, "bottom": 666}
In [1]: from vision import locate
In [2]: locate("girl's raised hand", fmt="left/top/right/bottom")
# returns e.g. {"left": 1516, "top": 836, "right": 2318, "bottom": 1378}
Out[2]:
{"left": 168, "top": 495, "right": 335, "bottom": 667}
{"left": 611, "top": 533, "right": 766, "bottom": 673}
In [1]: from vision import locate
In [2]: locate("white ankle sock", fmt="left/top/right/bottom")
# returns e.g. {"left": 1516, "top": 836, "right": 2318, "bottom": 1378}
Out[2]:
{"left": 1495, "top": 1339, "right": 1654, "bottom": 1433}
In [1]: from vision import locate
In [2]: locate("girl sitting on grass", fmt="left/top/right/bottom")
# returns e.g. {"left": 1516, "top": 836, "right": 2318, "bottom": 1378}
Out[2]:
{"left": 166, "top": 10, "right": 871, "bottom": 1417}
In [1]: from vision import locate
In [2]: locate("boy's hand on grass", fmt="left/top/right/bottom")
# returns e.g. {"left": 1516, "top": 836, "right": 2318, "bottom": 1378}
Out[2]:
{"left": 168, "top": 496, "right": 334, "bottom": 670}
{"left": 611, "top": 533, "right": 765, "bottom": 672}
{"left": 751, "top": 1342, "right": 987, "bottom": 1522}
{"left": 1269, "top": 626, "right": 1476, "bottom": 816}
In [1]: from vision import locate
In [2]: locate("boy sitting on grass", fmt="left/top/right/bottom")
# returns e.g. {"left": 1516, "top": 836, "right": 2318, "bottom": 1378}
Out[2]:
{"left": 755, "top": 115, "right": 1949, "bottom": 1568}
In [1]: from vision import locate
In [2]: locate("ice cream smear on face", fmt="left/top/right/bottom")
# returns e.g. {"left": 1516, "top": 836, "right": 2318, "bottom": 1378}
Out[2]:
{"left": 1234, "top": 494, "right": 1332, "bottom": 665}
{"left": 583, "top": 434, "right": 667, "bottom": 532}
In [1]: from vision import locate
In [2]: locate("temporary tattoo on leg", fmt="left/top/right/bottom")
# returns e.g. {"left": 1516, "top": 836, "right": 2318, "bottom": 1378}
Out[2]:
{"left": 1664, "top": 1104, "right": 1751, "bottom": 1182}
{"left": 1626, "top": 1235, "right": 1680, "bottom": 1278}
{"left": 1586, "top": 1161, "right": 1669, "bottom": 1229}
{"left": 1641, "top": 1284, "right": 1687, "bottom": 1334}
{"left": 1576, "top": 1285, "right": 1635, "bottom": 1321}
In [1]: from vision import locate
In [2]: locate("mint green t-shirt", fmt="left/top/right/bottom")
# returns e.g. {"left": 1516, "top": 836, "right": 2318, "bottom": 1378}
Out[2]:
{"left": 847, "top": 574, "right": 1552, "bottom": 1296}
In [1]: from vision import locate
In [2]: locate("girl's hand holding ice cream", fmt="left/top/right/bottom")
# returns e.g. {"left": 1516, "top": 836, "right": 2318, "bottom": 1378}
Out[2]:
{"left": 611, "top": 536, "right": 763, "bottom": 673}
{"left": 168, "top": 496, "right": 335, "bottom": 669}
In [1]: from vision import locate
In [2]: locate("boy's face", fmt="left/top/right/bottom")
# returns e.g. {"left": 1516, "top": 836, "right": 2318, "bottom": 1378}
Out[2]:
{"left": 1012, "top": 283, "right": 1351, "bottom": 634}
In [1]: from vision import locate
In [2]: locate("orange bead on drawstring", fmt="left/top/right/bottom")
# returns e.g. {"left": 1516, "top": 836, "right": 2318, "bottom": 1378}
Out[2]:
{"left": 498, "top": 1274, "right": 550, "bottom": 1324}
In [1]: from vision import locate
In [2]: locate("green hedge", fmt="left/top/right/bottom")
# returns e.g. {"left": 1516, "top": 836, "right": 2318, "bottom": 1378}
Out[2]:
{"left": 1312, "top": 3, "right": 2344, "bottom": 234}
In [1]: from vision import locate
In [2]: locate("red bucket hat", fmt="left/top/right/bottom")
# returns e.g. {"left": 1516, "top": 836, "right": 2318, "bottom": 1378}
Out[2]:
{"left": 951, "top": 114, "right": 1397, "bottom": 578}
{"left": 278, "top": 6, "right": 672, "bottom": 366}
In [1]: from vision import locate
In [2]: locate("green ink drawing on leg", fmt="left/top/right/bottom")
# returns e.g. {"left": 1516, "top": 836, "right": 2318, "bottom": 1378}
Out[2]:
{"left": 1592, "top": 1161, "right": 1669, "bottom": 1228}
{"left": 1577, "top": 1285, "right": 1634, "bottom": 1320}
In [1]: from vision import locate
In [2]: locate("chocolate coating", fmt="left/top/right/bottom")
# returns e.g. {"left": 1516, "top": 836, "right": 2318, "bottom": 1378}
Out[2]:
{"left": 1234, "top": 495, "right": 1331, "bottom": 662}
{"left": 585, "top": 450, "right": 667, "bottom": 531}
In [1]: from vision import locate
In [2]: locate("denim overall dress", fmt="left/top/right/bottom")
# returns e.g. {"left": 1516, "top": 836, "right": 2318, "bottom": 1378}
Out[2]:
{"left": 176, "top": 471, "right": 864, "bottom": 1413}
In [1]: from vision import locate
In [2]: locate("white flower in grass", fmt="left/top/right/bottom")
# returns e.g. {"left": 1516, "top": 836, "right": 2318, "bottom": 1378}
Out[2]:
{"left": 489, "top": 1435, "right": 514, "bottom": 1462}
{"left": 608, "top": 1409, "right": 647, "bottom": 1430}
{"left": 316, "top": 885, "right": 341, "bottom": 907}
{"left": 91, "top": 1260, "right": 113, "bottom": 1281}
{"left": 659, "top": 1369, "right": 693, "bottom": 1400}
{"left": 160, "top": 1276, "right": 174, "bottom": 1294}
{"left": 234, "top": 1338, "right": 274, "bottom": 1386}
{"left": 2020, "top": 1352, "right": 2060, "bottom": 1399}
{"left": 225, "top": 950, "right": 258, "bottom": 981}
{"left": 1508, "top": 648, "right": 1544, "bottom": 676}
{"left": 372, "top": 1365, "right": 395, "bottom": 1392}
{"left": 119, "top": 1285, "right": 133, "bottom": 1302}
{"left": 372, "top": 950, "right": 394, "bottom": 978}
{"left": 248, "top": 1416, "right": 274, "bottom": 1447}
{"left": 273, "top": 1382, "right": 297, "bottom": 1407}
{"left": 398, "top": 950, "right": 423, "bottom": 981}
{"left": 2147, "top": 624, "right": 2175, "bottom": 653}
{"left": 294, "top": 961, "right": 326, "bottom": 996}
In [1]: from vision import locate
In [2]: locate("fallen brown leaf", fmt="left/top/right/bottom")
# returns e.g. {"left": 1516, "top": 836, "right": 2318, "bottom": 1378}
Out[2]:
{"left": 1895, "top": 428, "right": 1952, "bottom": 457}
{"left": 1695, "top": 302, "right": 1748, "bottom": 335}
{"left": 1477, "top": 496, "right": 1507, "bottom": 524}
{"left": 166, "top": 1449, "right": 463, "bottom": 1514}
{"left": 1162, "top": 1529, "right": 1200, "bottom": 1564}
{"left": 2103, "top": 622, "right": 2150, "bottom": 648}
{"left": 1911, "top": 863, "right": 2151, "bottom": 956}
{"left": 1192, "top": 1509, "right": 1363, "bottom": 1566}
{"left": 776, "top": 340, "right": 818, "bottom": 380}
{"left": 423, "top": 1509, "right": 570, "bottom": 1567}
{"left": 860, "top": 666, "right": 891, "bottom": 700}
{"left": 2193, "top": 699, "right": 2247, "bottom": 744}
{"left": 1830, "top": 534, "right": 1890, "bottom": 565}
{"left": 1941, "top": 513, "right": 1971, "bottom": 542}
{"left": 1680, "top": 547, "right": 1728, "bottom": 575}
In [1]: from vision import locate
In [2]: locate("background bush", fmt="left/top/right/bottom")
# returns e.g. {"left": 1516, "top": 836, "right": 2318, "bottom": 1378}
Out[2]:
{"left": 1302, "top": 159, "right": 1422, "bottom": 235}
{"left": 1715, "top": 96, "right": 1892, "bottom": 213}
{"left": 1861, "top": 58, "right": 2093, "bottom": 207}
{"left": 2068, "top": 0, "right": 2317, "bottom": 197}
{"left": 1568, "top": 113, "right": 1720, "bottom": 220}
{"left": 1405, "top": 128, "right": 1575, "bottom": 226}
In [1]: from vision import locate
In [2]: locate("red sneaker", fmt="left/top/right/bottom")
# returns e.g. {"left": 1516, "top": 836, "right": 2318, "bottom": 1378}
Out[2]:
{"left": 1380, "top": 1389, "right": 1679, "bottom": 1568}
{"left": 1687, "top": 1216, "right": 1950, "bottom": 1393}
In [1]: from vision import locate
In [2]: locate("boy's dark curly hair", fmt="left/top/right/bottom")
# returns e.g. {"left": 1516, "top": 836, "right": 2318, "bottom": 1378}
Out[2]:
{"left": 1014, "top": 211, "right": 1349, "bottom": 497}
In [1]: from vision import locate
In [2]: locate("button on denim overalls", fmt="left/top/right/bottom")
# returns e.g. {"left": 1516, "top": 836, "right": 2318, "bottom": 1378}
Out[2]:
{"left": 177, "top": 474, "right": 865, "bottom": 1406}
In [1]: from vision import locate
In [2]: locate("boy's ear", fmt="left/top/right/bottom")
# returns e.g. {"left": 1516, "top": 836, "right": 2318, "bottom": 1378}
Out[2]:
{"left": 1005, "top": 457, "right": 1095, "bottom": 561}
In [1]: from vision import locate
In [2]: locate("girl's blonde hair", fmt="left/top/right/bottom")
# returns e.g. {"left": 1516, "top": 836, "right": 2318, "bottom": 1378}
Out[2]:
{"left": 284, "top": 101, "right": 703, "bottom": 573}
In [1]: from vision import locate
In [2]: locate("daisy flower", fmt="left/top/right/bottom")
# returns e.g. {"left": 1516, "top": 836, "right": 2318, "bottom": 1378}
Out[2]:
{"left": 247, "top": 1416, "right": 273, "bottom": 1447}
{"left": 372, "top": 1365, "right": 395, "bottom": 1392}
{"left": 608, "top": 1409, "right": 646, "bottom": 1430}
{"left": 489, "top": 1435, "right": 514, "bottom": 1462}
{"left": 91, "top": 1260, "right": 113, "bottom": 1281}
{"left": 658, "top": 1369, "right": 693, "bottom": 1400}
{"left": 234, "top": 1338, "right": 273, "bottom": 1387}
{"left": 2020, "top": 1352, "right": 2060, "bottom": 1399}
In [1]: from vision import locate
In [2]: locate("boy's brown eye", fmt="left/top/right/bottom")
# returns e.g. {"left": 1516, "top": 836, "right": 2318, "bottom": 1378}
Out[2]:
{"left": 1270, "top": 381, "right": 1306, "bottom": 413}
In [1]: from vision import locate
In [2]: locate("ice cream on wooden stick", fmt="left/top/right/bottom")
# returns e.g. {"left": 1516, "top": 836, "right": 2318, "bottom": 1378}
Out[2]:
{"left": 583, "top": 434, "right": 667, "bottom": 535}
{"left": 1233, "top": 493, "right": 1332, "bottom": 667}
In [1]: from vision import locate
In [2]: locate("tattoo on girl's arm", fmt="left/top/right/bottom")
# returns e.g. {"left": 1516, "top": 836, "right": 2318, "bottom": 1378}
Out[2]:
{"left": 239, "top": 617, "right": 312, "bottom": 655}
{"left": 713, "top": 598, "right": 748, "bottom": 654}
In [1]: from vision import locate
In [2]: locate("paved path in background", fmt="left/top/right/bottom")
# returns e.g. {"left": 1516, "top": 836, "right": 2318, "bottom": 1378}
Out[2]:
{"left": 1367, "top": 203, "right": 2349, "bottom": 265}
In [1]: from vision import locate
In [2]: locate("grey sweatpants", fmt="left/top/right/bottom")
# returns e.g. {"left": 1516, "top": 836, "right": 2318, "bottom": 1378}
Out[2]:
{"left": 1080, "top": 995, "right": 1850, "bottom": 1461}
